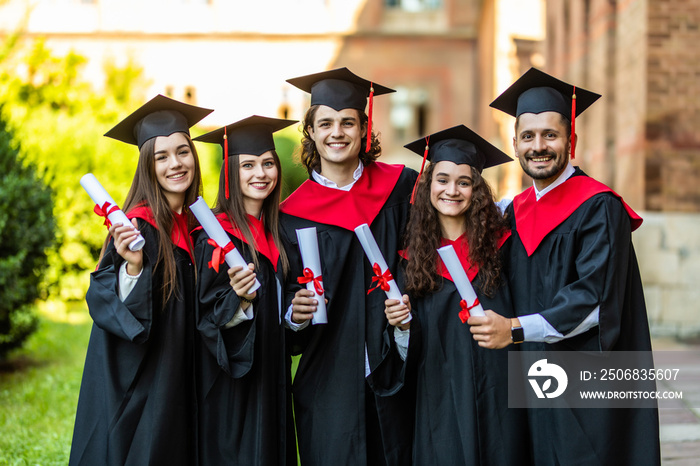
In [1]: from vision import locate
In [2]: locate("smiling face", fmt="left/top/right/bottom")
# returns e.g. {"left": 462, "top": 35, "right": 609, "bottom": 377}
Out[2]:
{"left": 238, "top": 151, "right": 279, "bottom": 217}
{"left": 430, "top": 161, "right": 474, "bottom": 225}
{"left": 153, "top": 132, "right": 195, "bottom": 212}
{"left": 308, "top": 105, "right": 366, "bottom": 173}
{"left": 513, "top": 111, "right": 571, "bottom": 190}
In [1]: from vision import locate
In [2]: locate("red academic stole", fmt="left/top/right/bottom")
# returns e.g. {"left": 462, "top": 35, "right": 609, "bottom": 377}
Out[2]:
{"left": 398, "top": 230, "right": 511, "bottom": 282}
{"left": 127, "top": 204, "right": 195, "bottom": 262}
{"left": 513, "top": 175, "right": 643, "bottom": 257}
{"left": 215, "top": 213, "right": 280, "bottom": 272}
{"left": 279, "top": 162, "right": 404, "bottom": 231}
{"left": 436, "top": 231, "right": 511, "bottom": 282}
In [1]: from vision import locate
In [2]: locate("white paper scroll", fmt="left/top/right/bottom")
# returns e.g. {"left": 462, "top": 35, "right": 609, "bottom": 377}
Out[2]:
{"left": 436, "top": 244, "right": 485, "bottom": 317}
{"left": 80, "top": 173, "right": 145, "bottom": 251}
{"left": 189, "top": 196, "right": 261, "bottom": 294}
{"left": 295, "top": 227, "right": 327, "bottom": 325}
{"left": 354, "top": 223, "right": 411, "bottom": 324}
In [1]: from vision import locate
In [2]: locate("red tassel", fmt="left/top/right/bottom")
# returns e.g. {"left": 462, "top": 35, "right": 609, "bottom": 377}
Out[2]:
{"left": 570, "top": 86, "right": 576, "bottom": 160}
{"left": 365, "top": 83, "right": 374, "bottom": 153}
{"left": 224, "top": 126, "right": 229, "bottom": 199}
{"left": 410, "top": 136, "right": 429, "bottom": 204}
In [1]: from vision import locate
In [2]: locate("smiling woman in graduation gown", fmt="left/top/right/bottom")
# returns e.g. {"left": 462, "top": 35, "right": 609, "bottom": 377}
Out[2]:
{"left": 70, "top": 95, "right": 212, "bottom": 466}
{"left": 383, "top": 126, "right": 529, "bottom": 465}
{"left": 192, "top": 116, "right": 297, "bottom": 465}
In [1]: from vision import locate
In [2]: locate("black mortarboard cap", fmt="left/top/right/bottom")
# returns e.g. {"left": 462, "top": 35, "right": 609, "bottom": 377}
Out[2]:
{"left": 405, "top": 125, "right": 512, "bottom": 203}
{"left": 287, "top": 67, "right": 395, "bottom": 153}
{"left": 104, "top": 94, "right": 214, "bottom": 149}
{"left": 194, "top": 116, "right": 297, "bottom": 199}
{"left": 404, "top": 125, "right": 512, "bottom": 173}
{"left": 194, "top": 115, "right": 297, "bottom": 157}
{"left": 489, "top": 67, "right": 601, "bottom": 119}
{"left": 286, "top": 67, "right": 395, "bottom": 111}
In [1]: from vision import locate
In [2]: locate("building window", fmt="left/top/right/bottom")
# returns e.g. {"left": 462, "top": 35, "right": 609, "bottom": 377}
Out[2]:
{"left": 390, "top": 86, "right": 429, "bottom": 142}
{"left": 384, "top": 0, "right": 442, "bottom": 12}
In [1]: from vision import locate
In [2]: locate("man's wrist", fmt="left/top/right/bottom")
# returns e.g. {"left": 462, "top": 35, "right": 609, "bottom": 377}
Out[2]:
{"left": 510, "top": 317, "right": 524, "bottom": 344}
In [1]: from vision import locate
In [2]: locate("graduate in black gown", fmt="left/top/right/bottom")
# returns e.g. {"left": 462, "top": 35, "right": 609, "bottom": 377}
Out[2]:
{"left": 70, "top": 95, "right": 212, "bottom": 466}
{"left": 191, "top": 116, "right": 297, "bottom": 465}
{"left": 383, "top": 125, "right": 529, "bottom": 465}
{"left": 279, "top": 68, "right": 418, "bottom": 466}
{"left": 469, "top": 68, "right": 660, "bottom": 465}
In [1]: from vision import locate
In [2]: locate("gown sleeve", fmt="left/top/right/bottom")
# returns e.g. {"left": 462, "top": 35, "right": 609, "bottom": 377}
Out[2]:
{"left": 85, "top": 220, "right": 155, "bottom": 344}
{"left": 194, "top": 231, "right": 256, "bottom": 378}
{"left": 535, "top": 194, "right": 633, "bottom": 351}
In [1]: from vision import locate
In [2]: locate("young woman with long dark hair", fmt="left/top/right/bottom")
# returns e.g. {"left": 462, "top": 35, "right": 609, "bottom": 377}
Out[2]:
{"left": 192, "top": 116, "right": 296, "bottom": 465}
{"left": 70, "top": 95, "right": 212, "bottom": 466}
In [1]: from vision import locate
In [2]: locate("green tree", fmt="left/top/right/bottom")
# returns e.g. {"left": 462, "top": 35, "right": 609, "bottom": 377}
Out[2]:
{"left": 0, "top": 108, "right": 56, "bottom": 359}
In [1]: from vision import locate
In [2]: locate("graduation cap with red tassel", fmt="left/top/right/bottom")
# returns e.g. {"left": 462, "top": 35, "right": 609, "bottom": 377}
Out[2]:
{"left": 286, "top": 67, "right": 395, "bottom": 153}
{"left": 489, "top": 67, "right": 601, "bottom": 160}
{"left": 193, "top": 116, "right": 297, "bottom": 199}
{"left": 404, "top": 125, "right": 513, "bottom": 204}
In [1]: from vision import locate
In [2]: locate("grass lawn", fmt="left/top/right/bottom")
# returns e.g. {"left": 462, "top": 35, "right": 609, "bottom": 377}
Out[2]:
{"left": 0, "top": 303, "right": 91, "bottom": 465}
{"left": 0, "top": 303, "right": 302, "bottom": 465}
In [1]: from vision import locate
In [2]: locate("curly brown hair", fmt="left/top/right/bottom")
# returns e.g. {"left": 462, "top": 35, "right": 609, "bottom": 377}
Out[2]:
{"left": 297, "top": 105, "right": 382, "bottom": 176}
{"left": 403, "top": 162, "right": 509, "bottom": 298}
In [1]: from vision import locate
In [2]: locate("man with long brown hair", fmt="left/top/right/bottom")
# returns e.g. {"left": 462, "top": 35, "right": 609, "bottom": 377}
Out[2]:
{"left": 279, "top": 68, "right": 417, "bottom": 466}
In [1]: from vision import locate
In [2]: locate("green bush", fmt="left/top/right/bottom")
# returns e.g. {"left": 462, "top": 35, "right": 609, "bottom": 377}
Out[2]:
{"left": 0, "top": 109, "right": 56, "bottom": 359}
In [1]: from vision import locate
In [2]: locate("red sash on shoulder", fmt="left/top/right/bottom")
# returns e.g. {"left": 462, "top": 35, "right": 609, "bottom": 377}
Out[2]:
{"left": 280, "top": 161, "right": 404, "bottom": 231}
{"left": 215, "top": 213, "right": 280, "bottom": 272}
{"left": 513, "top": 175, "right": 643, "bottom": 257}
{"left": 399, "top": 230, "right": 511, "bottom": 282}
{"left": 127, "top": 204, "right": 195, "bottom": 262}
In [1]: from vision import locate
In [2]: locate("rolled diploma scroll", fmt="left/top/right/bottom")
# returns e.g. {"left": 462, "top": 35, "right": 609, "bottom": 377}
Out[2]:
{"left": 189, "top": 196, "right": 260, "bottom": 294}
{"left": 436, "top": 244, "right": 485, "bottom": 317}
{"left": 354, "top": 223, "right": 411, "bottom": 324}
{"left": 295, "top": 227, "right": 327, "bottom": 325}
{"left": 80, "top": 173, "right": 145, "bottom": 251}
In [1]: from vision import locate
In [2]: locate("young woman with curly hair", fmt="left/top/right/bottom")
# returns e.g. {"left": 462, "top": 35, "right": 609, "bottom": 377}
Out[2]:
{"left": 384, "top": 125, "right": 530, "bottom": 466}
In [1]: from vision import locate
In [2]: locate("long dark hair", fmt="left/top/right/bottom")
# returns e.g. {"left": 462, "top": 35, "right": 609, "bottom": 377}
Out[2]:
{"left": 297, "top": 105, "right": 382, "bottom": 176}
{"left": 403, "top": 162, "right": 509, "bottom": 297}
{"left": 212, "top": 150, "right": 289, "bottom": 276}
{"left": 117, "top": 132, "right": 203, "bottom": 307}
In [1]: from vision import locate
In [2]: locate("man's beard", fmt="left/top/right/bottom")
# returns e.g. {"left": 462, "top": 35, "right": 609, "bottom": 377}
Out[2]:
{"left": 519, "top": 146, "right": 569, "bottom": 181}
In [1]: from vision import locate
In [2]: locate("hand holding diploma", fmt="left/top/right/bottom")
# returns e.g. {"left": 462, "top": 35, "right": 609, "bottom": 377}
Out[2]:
{"left": 81, "top": 173, "right": 145, "bottom": 251}
{"left": 354, "top": 223, "right": 411, "bottom": 325}
{"left": 295, "top": 227, "right": 327, "bottom": 325}
{"left": 436, "top": 245, "right": 485, "bottom": 321}
{"left": 189, "top": 196, "right": 260, "bottom": 295}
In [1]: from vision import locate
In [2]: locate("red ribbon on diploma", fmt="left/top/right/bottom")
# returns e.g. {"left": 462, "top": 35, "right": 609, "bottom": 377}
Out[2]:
{"left": 207, "top": 238, "right": 235, "bottom": 273}
{"left": 94, "top": 202, "right": 119, "bottom": 228}
{"left": 458, "top": 298, "right": 480, "bottom": 323}
{"left": 368, "top": 263, "right": 393, "bottom": 295}
{"left": 298, "top": 267, "right": 324, "bottom": 295}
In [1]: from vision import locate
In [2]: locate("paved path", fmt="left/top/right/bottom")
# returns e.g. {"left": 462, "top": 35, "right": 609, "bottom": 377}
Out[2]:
{"left": 653, "top": 337, "right": 700, "bottom": 465}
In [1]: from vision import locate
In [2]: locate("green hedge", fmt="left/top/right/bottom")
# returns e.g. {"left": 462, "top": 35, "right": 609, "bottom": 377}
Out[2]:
{"left": 0, "top": 109, "right": 56, "bottom": 359}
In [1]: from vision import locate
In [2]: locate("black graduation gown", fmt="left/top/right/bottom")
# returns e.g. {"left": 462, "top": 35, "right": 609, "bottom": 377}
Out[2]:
{"left": 193, "top": 226, "right": 295, "bottom": 466}
{"left": 506, "top": 169, "right": 660, "bottom": 465}
{"left": 368, "top": 232, "right": 529, "bottom": 466}
{"left": 70, "top": 220, "right": 198, "bottom": 466}
{"left": 279, "top": 162, "right": 417, "bottom": 466}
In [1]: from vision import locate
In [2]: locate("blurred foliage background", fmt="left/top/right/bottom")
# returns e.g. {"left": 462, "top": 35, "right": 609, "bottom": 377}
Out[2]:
{"left": 0, "top": 35, "right": 305, "bottom": 335}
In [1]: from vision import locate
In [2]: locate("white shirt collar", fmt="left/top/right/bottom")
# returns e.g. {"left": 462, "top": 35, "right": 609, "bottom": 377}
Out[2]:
{"left": 311, "top": 160, "right": 364, "bottom": 192}
{"left": 534, "top": 162, "right": 576, "bottom": 201}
